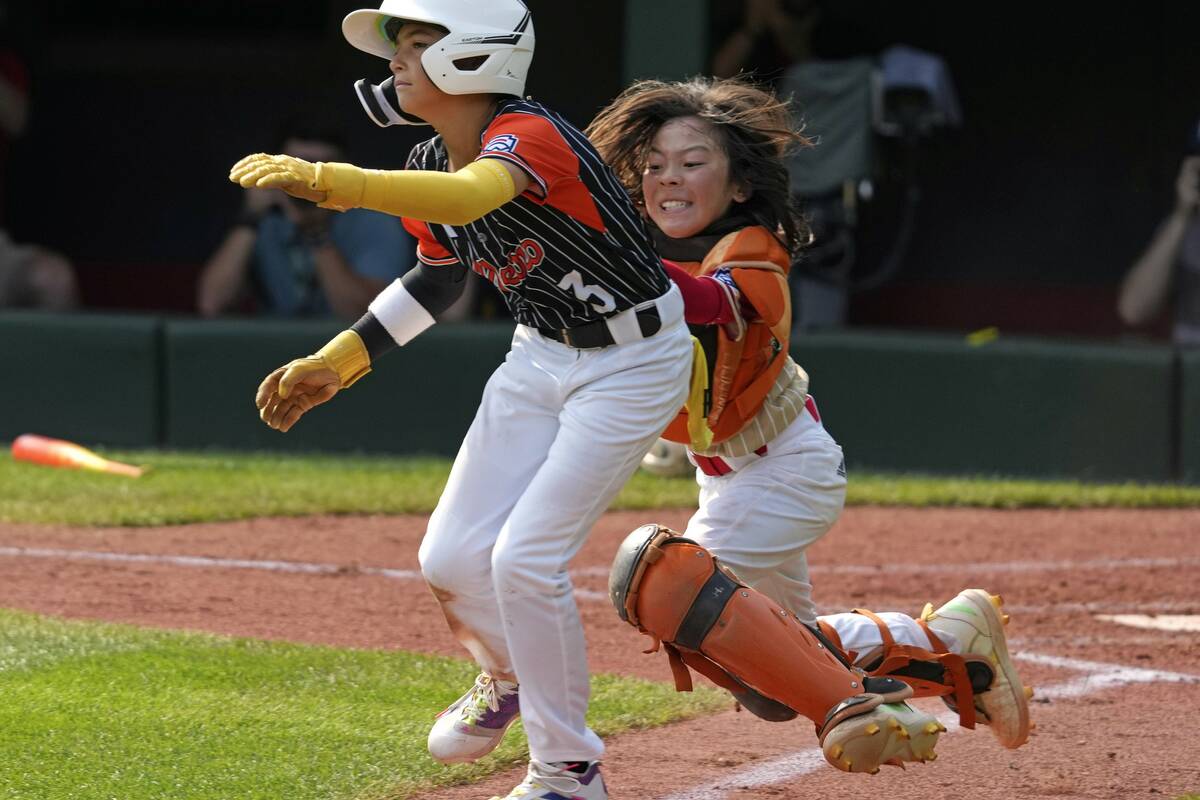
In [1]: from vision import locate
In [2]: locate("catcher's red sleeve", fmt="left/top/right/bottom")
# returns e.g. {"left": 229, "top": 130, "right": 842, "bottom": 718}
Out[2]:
{"left": 663, "top": 260, "right": 735, "bottom": 325}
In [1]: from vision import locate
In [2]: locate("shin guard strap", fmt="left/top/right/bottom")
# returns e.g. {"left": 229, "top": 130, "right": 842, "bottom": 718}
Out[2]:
{"left": 664, "top": 644, "right": 694, "bottom": 692}
{"left": 870, "top": 644, "right": 977, "bottom": 729}
{"left": 917, "top": 603, "right": 952, "bottom": 654}
{"left": 816, "top": 620, "right": 857, "bottom": 665}
{"left": 675, "top": 567, "right": 740, "bottom": 650}
{"left": 851, "top": 608, "right": 897, "bottom": 648}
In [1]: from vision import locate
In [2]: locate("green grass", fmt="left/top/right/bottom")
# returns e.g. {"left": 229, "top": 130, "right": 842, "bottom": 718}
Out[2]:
{"left": 3, "top": 453, "right": 1194, "bottom": 799}
{"left": 2, "top": 448, "right": 1199, "bottom": 526}
{"left": 845, "top": 473, "right": 1200, "bottom": 509}
{"left": 0, "top": 609, "right": 725, "bottom": 800}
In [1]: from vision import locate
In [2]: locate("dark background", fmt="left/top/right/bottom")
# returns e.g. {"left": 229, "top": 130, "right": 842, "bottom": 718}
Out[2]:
{"left": 4, "top": 0, "right": 1198, "bottom": 337}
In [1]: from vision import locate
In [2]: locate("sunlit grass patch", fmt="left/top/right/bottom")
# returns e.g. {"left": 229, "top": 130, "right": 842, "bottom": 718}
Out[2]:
{"left": 0, "top": 609, "right": 725, "bottom": 800}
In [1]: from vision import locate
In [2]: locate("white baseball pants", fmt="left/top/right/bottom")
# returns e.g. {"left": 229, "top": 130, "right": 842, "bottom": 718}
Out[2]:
{"left": 418, "top": 291, "right": 692, "bottom": 764}
{"left": 681, "top": 406, "right": 950, "bottom": 657}
{"left": 683, "top": 401, "right": 847, "bottom": 626}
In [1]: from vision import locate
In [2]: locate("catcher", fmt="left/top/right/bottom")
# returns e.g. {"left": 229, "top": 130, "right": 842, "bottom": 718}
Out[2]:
{"left": 585, "top": 76, "right": 1033, "bottom": 774}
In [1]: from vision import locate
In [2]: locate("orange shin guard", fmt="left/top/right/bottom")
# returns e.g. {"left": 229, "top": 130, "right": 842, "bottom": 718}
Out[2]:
{"left": 610, "top": 525, "right": 946, "bottom": 773}
{"left": 610, "top": 525, "right": 869, "bottom": 726}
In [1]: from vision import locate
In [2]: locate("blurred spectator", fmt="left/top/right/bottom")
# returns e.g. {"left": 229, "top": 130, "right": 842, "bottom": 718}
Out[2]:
{"left": 0, "top": 12, "right": 79, "bottom": 311}
{"left": 711, "top": 3, "right": 960, "bottom": 333}
{"left": 711, "top": 0, "right": 820, "bottom": 82}
{"left": 0, "top": 232, "right": 77, "bottom": 310}
{"left": 1117, "top": 120, "right": 1200, "bottom": 346}
{"left": 197, "top": 118, "right": 416, "bottom": 319}
{"left": 713, "top": 0, "right": 861, "bottom": 332}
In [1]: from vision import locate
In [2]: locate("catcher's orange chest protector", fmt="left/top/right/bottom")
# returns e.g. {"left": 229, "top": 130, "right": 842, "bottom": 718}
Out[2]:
{"left": 661, "top": 226, "right": 794, "bottom": 446}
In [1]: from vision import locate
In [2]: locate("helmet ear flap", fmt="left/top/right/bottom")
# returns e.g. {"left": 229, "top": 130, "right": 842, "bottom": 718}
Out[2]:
{"left": 353, "top": 76, "right": 429, "bottom": 127}
{"left": 502, "top": 47, "right": 533, "bottom": 92}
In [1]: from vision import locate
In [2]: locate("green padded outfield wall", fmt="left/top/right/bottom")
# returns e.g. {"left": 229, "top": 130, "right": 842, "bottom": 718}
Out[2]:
{"left": 0, "top": 311, "right": 161, "bottom": 446}
{"left": 164, "top": 319, "right": 516, "bottom": 455}
{"left": 1183, "top": 350, "right": 1200, "bottom": 484}
{"left": 791, "top": 331, "right": 1176, "bottom": 483}
{"left": 1, "top": 312, "right": 1186, "bottom": 482}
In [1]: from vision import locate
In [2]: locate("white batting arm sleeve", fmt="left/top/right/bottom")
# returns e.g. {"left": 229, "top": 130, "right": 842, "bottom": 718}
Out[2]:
{"left": 367, "top": 279, "right": 437, "bottom": 346}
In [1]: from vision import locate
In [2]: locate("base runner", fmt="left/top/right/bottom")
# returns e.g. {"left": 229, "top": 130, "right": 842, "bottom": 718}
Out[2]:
{"left": 232, "top": 3, "right": 693, "bottom": 798}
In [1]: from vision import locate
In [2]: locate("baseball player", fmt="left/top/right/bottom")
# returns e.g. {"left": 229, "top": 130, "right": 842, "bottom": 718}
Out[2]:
{"left": 233, "top": 3, "right": 692, "bottom": 799}
{"left": 587, "top": 77, "right": 1032, "bottom": 772}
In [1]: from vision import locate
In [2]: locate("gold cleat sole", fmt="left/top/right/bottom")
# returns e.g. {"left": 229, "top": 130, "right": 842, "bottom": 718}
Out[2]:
{"left": 822, "top": 702, "right": 945, "bottom": 774}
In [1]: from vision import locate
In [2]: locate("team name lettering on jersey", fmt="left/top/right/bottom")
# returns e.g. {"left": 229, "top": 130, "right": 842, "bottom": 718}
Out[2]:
{"left": 473, "top": 237, "right": 546, "bottom": 291}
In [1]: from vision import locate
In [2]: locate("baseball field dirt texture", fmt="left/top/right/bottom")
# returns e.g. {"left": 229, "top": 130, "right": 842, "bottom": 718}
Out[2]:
{"left": 1, "top": 505, "right": 1197, "bottom": 799}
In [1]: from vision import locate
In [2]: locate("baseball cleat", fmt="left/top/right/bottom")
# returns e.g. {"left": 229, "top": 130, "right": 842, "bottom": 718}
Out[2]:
{"left": 820, "top": 697, "right": 944, "bottom": 774}
{"left": 427, "top": 673, "right": 520, "bottom": 764}
{"left": 489, "top": 760, "right": 607, "bottom": 800}
{"left": 921, "top": 588, "right": 1031, "bottom": 748}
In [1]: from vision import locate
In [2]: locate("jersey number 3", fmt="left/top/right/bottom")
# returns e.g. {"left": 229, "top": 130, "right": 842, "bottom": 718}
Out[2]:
{"left": 558, "top": 270, "right": 617, "bottom": 314}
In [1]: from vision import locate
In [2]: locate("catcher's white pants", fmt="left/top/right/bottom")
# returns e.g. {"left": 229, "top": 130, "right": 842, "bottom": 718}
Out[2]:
{"left": 681, "top": 405, "right": 949, "bottom": 657}
{"left": 418, "top": 298, "right": 691, "bottom": 764}
{"left": 683, "top": 402, "right": 847, "bottom": 626}
{"left": 818, "top": 611, "right": 950, "bottom": 664}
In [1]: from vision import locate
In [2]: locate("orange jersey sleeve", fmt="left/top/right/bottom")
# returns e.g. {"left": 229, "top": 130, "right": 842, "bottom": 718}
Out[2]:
{"left": 476, "top": 113, "right": 606, "bottom": 231}
{"left": 402, "top": 217, "right": 459, "bottom": 266}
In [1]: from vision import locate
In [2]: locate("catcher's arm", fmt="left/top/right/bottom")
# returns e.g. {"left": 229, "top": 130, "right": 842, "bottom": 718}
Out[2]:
{"left": 229, "top": 153, "right": 523, "bottom": 226}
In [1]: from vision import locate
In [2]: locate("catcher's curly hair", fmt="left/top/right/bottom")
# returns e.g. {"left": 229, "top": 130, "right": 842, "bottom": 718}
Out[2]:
{"left": 586, "top": 76, "right": 811, "bottom": 254}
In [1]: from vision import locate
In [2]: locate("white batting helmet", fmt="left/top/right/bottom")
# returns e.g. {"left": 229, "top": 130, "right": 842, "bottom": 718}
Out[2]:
{"left": 342, "top": 0, "right": 535, "bottom": 97}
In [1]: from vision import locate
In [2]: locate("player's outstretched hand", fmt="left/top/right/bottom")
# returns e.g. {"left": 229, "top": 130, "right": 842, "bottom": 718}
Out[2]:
{"left": 255, "top": 358, "right": 342, "bottom": 432}
{"left": 230, "top": 153, "right": 328, "bottom": 204}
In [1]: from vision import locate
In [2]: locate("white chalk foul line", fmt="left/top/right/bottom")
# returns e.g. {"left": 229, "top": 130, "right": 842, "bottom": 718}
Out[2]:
{"left": 578, "top": 555, "right": 1200, "bottom": 580}
{"left": 1007, "top": 600, "right": 1199, "bottom": 615}
{"left": 814, "top": 600, "right": 1199, "bottom": 617}
{"left": 1014, "top": 651, "right": 1200, "bottom": 698}
{"left": 0, "top": 546, "right": 421, "bottom": 581}
{"left": 7, "top": 547, "right": 1198, "bottom": 591}
{"left": 5, "top": 547, "right": 1200, "bottom": 607}
{"left": 1095, "top": 614, "right": 1200, "bottom": 633}
{"left": 657, "top": 652, "right": 1200, "bottom": 800}
{"left": 0, "top": 545, "right": 617, "bottom": 601}
{"left": 660, "top": 751, "right": 828, "bottom": 800}
{"left": 810, "top": 556, "right": 1200, "bottom": 575}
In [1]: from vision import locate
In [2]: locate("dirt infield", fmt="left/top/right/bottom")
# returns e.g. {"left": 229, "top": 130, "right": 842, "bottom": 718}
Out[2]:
{"left": 1, "top": 507, "right": 1198, "bottom": 799}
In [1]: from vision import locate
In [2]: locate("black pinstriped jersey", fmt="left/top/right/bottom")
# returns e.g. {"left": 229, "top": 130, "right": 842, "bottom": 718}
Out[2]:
{"left": 401, "top": 98, "right": 670, "bottom": 331}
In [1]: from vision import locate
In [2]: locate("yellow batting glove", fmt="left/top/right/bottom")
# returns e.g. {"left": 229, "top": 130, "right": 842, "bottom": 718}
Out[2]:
{"left": 281, "top": 329, "right": 371, "bottom": 397}
{"left": 229, "top": 153, "right": 328, "bottom": 204}
{"left": 254, "top": 330, "right": 371, "bottom": 432}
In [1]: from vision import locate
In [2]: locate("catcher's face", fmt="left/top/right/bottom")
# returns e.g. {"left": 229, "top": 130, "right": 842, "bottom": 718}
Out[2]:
{"left": 643, "top": 116, "right": 749, "bottom": 240}
{"left": 388, "top": 22, "right": 448, "bottom": 118}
